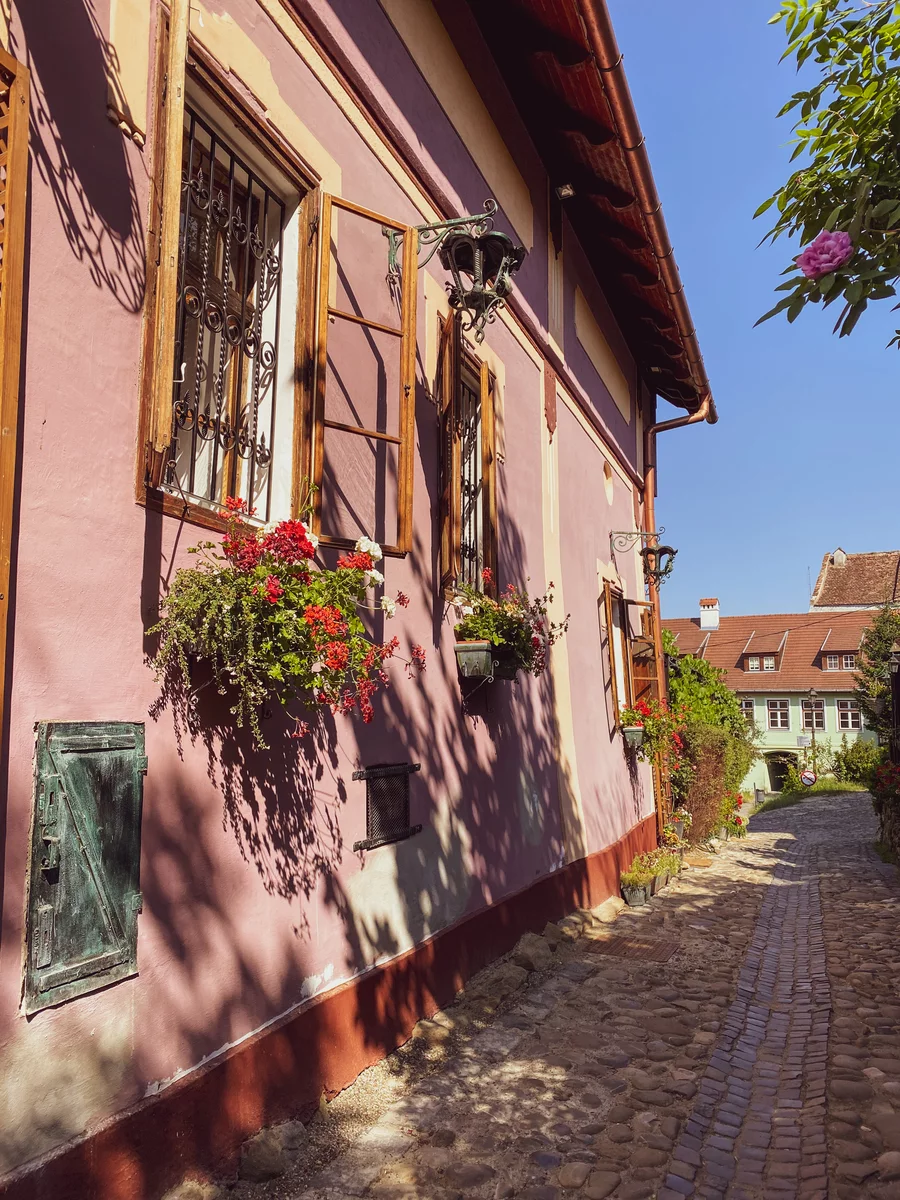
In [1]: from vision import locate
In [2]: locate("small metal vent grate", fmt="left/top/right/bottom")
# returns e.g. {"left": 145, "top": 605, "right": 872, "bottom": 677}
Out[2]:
{"left": 353, "top": 762, "right": 422, "bottom": 852}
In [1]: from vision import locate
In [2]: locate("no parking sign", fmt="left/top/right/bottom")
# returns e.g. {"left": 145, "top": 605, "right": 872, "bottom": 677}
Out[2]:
{"left": 800, "top": 769, "right": 817, "bottom": 787}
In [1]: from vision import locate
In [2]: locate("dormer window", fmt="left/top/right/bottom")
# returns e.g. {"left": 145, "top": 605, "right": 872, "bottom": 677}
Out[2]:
{"left": 763, "top": 656, "right": 776, "bottom": 672}
{"left": 748, "top": 656, "right": 760, "bottom": 672}
{"left": 843, "top": 653, "right": 856, "bottom": 670}
{"left": 825, "top": 654, "right": 839, "bottom": 671}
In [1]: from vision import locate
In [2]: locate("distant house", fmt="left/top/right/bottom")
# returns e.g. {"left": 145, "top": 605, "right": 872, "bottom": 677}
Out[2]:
{"left": 810, "top": 548, "right": 900, "bottom": 611}
{"left": 664, "top": 599, "right": 878, "bottom": 792}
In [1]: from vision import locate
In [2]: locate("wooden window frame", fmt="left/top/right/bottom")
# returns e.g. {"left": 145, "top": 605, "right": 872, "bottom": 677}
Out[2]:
{"left": 767, "top": 699, "right": 790, "bottom": 730}
{"left": 136, "top": 33, "right": 319, "bottom": 534}
{"left": 0, "top": 48, "right": 29, "bottom": 754}
{"left": 843, "top": 653, "right": 857, "bottom": 670}
{"left": 748, "top": 656, "right": 760, "bottom": 672}
{"left": 825, "top": 653, "right": 840, "bottom": 671}
{"left": 838, "top": 699, "right": 861, "bottom": 730}
{"left": 603, "top": 581, "right": 634, "bottom": 726}
{"left": 310, "top": 195, "right": 417, "bottom": 557}
{"left": 763, "top": 655, "right": 776, "bottom": 672}
{"left": 438, "top": 313, "right": 498, "bottom": 595}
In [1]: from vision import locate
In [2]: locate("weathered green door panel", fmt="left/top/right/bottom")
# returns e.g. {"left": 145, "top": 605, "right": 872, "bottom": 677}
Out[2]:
{"left": 25, "top": 722, "right": 145, "bottom": 1013}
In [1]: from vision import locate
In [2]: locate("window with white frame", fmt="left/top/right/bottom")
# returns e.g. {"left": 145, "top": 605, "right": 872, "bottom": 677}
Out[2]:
{"left": 802, "top": 699, "right": 825, "bottom": 730}
{"left": 763, "top": 655, "right": 776, "bottom": 672}
{"left": 748, "top": 656, "right": 760, "bottom": 672}
{"left": 838, "top": 700, "right": 861, "bottom": 729}
{"left": 843, "top": 654, "right": 857, "bottom": 670}
{"left": 768, "top": 699, "right": 790, "bottom": 729}
{"left": 825, "top": 654, "right": 839, "bottom": 670}
{"left": 740, "top": 698, "right": 755, "bottom": 723}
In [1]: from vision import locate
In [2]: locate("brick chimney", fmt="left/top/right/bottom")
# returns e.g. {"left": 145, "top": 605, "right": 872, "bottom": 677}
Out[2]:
{"left": 699, "top": 598, "right": 720, "bottom": 631}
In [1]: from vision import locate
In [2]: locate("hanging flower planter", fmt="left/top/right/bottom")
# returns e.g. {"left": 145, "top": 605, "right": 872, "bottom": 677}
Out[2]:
{"left": 451, "top": 569, "right": 568, "bottom": 684}
{"left": 453, "top": 641, "right": 518, "bottom": 680}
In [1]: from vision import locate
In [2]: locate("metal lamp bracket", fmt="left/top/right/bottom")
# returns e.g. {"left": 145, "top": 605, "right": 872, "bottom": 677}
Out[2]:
{"left": 610, "top": 529, "right": 678, "bottom": 586}
{"left": 384, "top": 199, "right": 501, "bottom": 276}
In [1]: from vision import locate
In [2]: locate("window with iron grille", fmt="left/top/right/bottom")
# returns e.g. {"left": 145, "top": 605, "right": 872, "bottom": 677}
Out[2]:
{"left": 352, "top": 763, "right": 422, "bottom": 852}
{"left": 768, "top": 699, "right": 790, "bottom": 729}
{"left": 838, "top": 700, "right": 861, "bottom": 729}
{"left": 439, "top": 315, "right": 498, "bottom": 595}
{"left": 164, "top": 101, "right": 300, "bottom": 521}
{"left": 802, "top": 699, "right": 825, "bottom": 730}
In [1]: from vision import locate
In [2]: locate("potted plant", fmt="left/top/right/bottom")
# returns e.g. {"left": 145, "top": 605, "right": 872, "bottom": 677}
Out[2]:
{"left": 452, "top": 570, "right": 568, "bottom": 681}
{"left": 151, "top": 498, "right": 425, "bottom": 747}
{"left": 671, "top": 807, "right": 692, "bottom": 840}
{"left": 619, "top": 697, "right": 685, "bottom": 764}
{"left": 620, "top": 857, "right": 653, "bottom": 906}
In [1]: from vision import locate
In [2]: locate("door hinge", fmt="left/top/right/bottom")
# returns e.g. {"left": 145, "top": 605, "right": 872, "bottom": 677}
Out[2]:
{"left": 309, "top": 213, "right": 319, "bottom": 244}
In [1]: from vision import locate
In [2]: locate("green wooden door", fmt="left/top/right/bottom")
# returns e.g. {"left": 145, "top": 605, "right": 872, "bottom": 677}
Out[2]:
{"left": 25, "top": 722, "right": 145, "bottom": 1013}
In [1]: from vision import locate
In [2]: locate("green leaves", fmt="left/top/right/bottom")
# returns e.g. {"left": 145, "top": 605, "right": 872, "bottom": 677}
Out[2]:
{"left": 758, "top": 0, "right": 900, "bottom": 340}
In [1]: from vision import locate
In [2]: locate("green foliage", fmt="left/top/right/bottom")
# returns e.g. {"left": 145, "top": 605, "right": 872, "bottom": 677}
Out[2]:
{"left": 854, "top": 603, "right": 900, "bottom": 737}
{"left": 833, "top": 732, "right": 886, "bottom": 781}
{"left": 621, "top": 856, "right": 654, "bottom": 888}
{"left": 782, "top": 762, "right": 805, "bottom": 794}
{"left": 663, "top": 630, "right": 748, "bottom": 736}
{"left": 452, "top": 576, "right": 567, "bottom": 676}
{"left": 758, "top": 1, "right": 900, "bottom": 340}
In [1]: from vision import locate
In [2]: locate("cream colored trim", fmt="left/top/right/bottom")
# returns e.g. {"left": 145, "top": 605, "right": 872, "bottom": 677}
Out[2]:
{"left": 542, "top": 372, "right": 587, "bottom": 863}
{"left": 0, "top": 0, "right": 9, "bottom": 53}
{"left": 191, "top": 1, "right": 342, "bottom": 195}
{"left": 379, "top": 0, "right": 533, "bottom": 249}
{"left": 106, "top": 0, "right": 150, "bottom": 145}
{"left": 574, "top": 287, "right": 631, "bottom": 424}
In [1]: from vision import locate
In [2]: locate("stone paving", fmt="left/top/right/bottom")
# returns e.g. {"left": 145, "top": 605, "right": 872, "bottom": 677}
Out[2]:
{"left": 183, "top": 790, "right": 900, "bottom": 1200}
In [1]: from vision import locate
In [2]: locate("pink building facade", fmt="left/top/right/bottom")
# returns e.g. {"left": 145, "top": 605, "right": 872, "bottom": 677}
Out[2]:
{"left": 0, "top": 1, "right": 712, "bottom": 1195}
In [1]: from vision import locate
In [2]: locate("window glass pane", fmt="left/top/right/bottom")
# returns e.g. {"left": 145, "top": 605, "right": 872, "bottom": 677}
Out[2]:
{"left": 763, "top": 656, "right": 775, "bottom": 671}
{"left": 611, "top": 598, "right": 629, "bottom": 712}
{"left": 826, "top": 655, "right": 839, "bottom": 670}
{"left": 748, "top": 657, "right": 759, "bottom": 671}
{"left": 843, "top": 654, "right": 856, "bottom": 669}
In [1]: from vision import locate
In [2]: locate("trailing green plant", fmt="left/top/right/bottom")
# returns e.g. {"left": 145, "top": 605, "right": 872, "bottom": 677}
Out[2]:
{"left": 854, "top": 603, "right": 900, "bottom": 738}
{"left": 452, "top": 569, "right": 568, "bottom": 676}
{"left": 757, "top": 1, "right": 900, "bottom": 342}
{"left": 151, "top": 499, "right": 424, "bottom": 747}
{"left": 621, "top": 856, "right": 654, "bottom": 889}
{"left": 833, "top": 733, "right": 886, "bottom": 782}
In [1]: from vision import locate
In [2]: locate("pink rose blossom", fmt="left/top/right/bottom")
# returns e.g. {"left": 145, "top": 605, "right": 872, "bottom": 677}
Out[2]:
{"left": 795, "top": 230, "right": 853, "bottom": 279}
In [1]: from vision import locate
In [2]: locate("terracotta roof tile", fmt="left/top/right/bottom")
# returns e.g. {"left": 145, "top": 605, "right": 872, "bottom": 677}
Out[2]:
{"left": 811, "top": 550, "right": 900, "bottom": 608}
{"left": 663, "top": 610, "right": 872, "bottom": 693}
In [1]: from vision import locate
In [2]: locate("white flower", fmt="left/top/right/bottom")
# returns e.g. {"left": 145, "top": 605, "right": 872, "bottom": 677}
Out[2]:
{"left": 310, "top": 662, "right": 324, "bottom": 675}
{"left": 355, "top": 535, "right": 383, "bottom": 563}
{"left": 366, "top": 569, "right": 384, "bottom": 589}
{"left": 460, "top": 605, "right": 474, "bottom": 617}
{"left": 307, "top": 528, "right": 319, "bottom": 550}
{"left": 257, "top": 520, "right": 278, "bottom": 541}
{"left": 380, "top": 596, "right": 396, "bottom": 617}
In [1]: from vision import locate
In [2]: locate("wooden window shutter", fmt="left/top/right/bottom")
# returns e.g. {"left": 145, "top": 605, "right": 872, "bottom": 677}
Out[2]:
{"left": 311, "top": 195, "right": 417, "bottom": 555}
{"left": 145, "top": 0, "right": 190, "bottom": 486}
{"left": 603, "top": 581, "right": 633, "bottom": 726}
{"left": 26, "top": 723, "right": 146, "bottom": 1013}
{"left": 0, "top": 50, "right": 29, "bottom": 748}
{"left": 480, "top": 360, "right": 498, "bottom": 588}
{"left": 630, "top": 608, "right": 660, "bottom": 704}
{"left": 438, "top": 312, "right": 461, "bottom": 593}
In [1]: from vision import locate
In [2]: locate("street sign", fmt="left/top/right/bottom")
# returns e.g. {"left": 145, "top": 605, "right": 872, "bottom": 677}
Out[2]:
{"left": 800, "top": 769, "right": 817, "bottom": 787}
{"left": 797, "top": 735, "right": 811, "bottom": 747}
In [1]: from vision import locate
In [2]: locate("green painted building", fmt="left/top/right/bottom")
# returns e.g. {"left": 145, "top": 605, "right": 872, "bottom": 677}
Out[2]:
{"left": 664, "top": 599, "right": 878, "bottom": 792}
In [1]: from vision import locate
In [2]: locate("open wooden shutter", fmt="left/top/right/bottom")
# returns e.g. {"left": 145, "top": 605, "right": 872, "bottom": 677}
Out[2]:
{"left": 0, "top": 51, "right": 28, "bottom": 754}
{"left": 630, "top": 606, "right": 660, "bottom": 704}
{"left": 603, "top": 581, "right": 633, "bottom": 726}
{"left": 438, "top": 312, "right": 461, "bottom": 593}
{"left": 312, "top": 196, "right": 417, "bottom": 555}
{"left": 480, "top": 360, "right": 498, "bottom": 590}
{"left": 26, "top": 723, "right": 145, "bottom": 1013}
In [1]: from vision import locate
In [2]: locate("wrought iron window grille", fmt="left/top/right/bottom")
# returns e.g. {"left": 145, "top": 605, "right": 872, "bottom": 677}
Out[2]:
{"left": 352, "top": 762, "right": 422, "bottom": 852}
{"left": 165, "top": 103, "right": 289, "bottom": 521}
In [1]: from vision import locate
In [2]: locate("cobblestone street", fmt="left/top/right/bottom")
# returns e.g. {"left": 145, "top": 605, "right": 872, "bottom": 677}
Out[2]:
{"left": 217, "top": 792, "right": 900, "bottom": 1200}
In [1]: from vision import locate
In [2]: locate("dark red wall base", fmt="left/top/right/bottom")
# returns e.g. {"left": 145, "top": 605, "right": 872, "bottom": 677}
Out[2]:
{"left": 0, "top": 816, "right": 655, "bottom": 1200}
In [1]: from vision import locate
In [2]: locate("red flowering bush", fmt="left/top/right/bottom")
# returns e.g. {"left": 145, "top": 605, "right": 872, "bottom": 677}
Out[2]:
{"left": 152, "top": 500, "right": 423, "bottom": 746}
{"left": 620, "top": 697, "right": 686, "bottom": 765}
{"left": 719, "top": 791, "right": 748, "bottom": 838}
{"left": 872, "top": 762, "right": 900, "bottom": 801}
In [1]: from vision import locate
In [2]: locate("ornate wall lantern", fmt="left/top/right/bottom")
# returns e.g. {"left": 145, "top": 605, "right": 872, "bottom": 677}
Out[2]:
{"left": 640, "top": 543, "right": 677, "bottom": 586}
{"left": 610, "top": 529, "right": 678, "bottom": 588}
{"left": 622, "top": 725, "right": 645, "bottom": 752}
{"left": 386, "top": 200, "right": 526, "bottom": 343}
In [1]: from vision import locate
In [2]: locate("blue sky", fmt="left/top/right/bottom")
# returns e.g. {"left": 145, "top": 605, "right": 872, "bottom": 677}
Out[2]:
{"left": 608, "top": 0, "right": 898, "bottom": 620}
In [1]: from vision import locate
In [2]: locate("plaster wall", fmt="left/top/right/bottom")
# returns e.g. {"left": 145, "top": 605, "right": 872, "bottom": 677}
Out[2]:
{"left": 2, "top": 0, "right": 654, "bottom": 1177}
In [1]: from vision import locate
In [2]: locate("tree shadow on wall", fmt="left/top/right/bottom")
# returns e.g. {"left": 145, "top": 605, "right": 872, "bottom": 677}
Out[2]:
{"left": 14, "top": 0, "right": 146, "bottom": 312}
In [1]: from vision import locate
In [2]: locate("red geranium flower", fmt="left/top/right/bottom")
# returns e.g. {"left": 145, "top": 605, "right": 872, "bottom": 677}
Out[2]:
{"left": 337, "top": 550, "right": 373, "bottom": 571}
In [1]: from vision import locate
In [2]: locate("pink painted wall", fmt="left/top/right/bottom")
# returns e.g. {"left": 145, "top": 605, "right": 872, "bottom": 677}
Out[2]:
{"left": 0, "top": 0, "right": 656, "bottom": 1176}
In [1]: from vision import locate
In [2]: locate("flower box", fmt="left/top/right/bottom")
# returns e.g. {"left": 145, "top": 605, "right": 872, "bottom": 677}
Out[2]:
{"left": 453, "top": 641, "right": 518, "bottom": 680}
{"left": 621, "top": 883, "right": 648, "bottom": 907}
